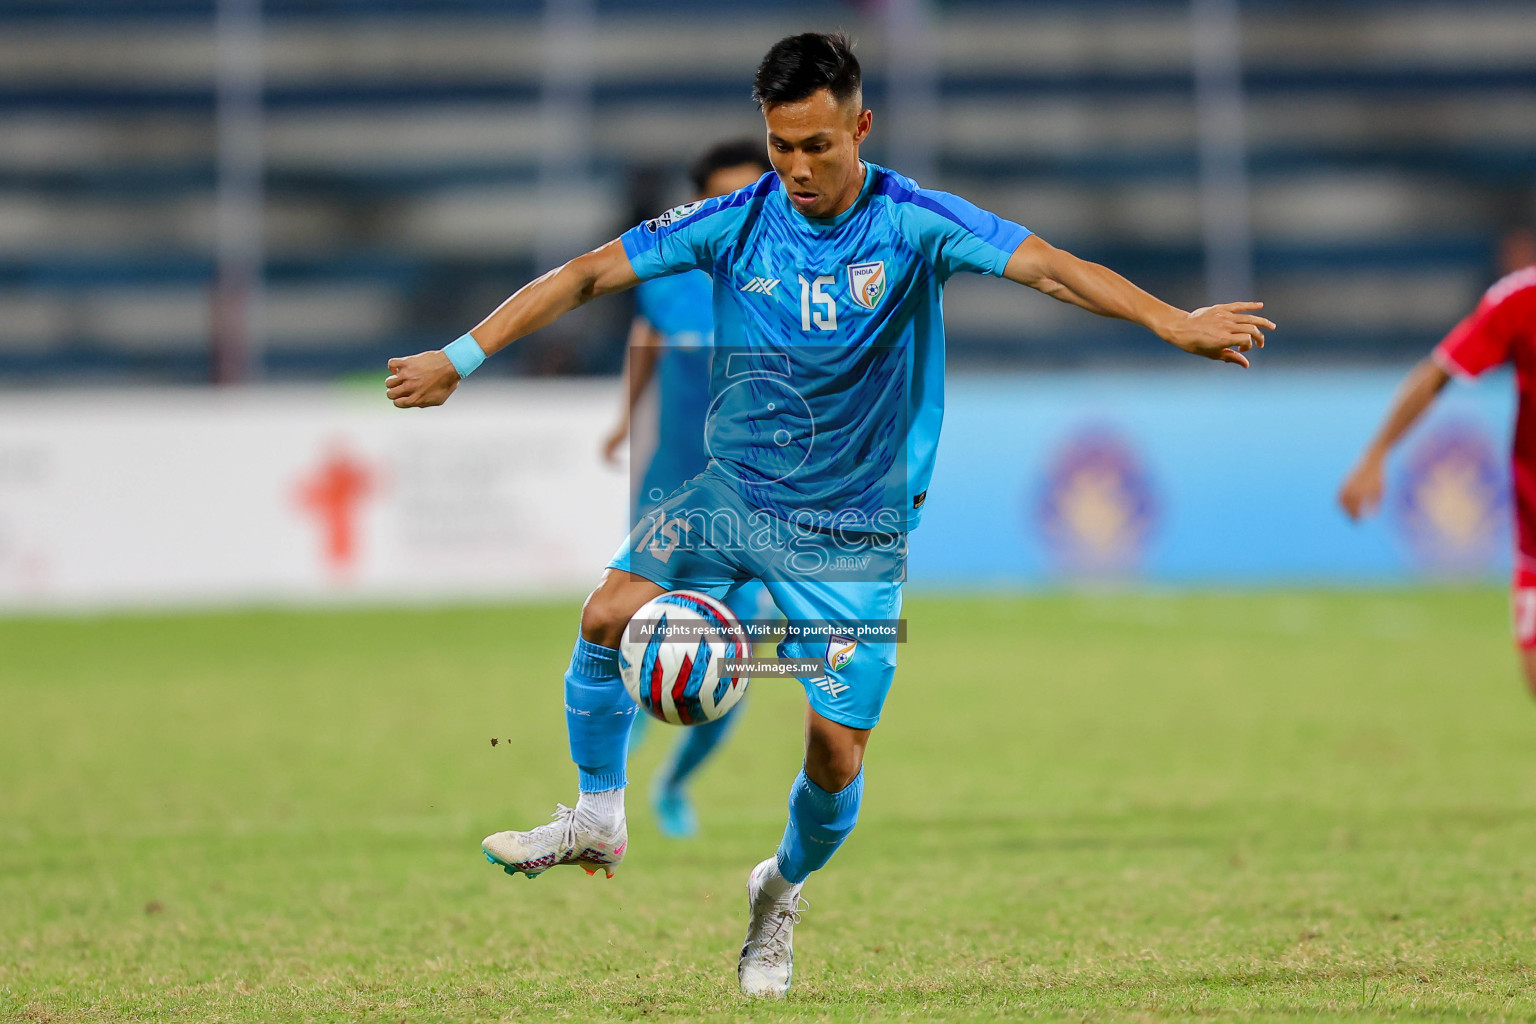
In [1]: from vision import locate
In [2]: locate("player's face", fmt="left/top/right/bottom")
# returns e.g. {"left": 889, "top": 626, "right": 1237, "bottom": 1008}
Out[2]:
{"left": 700, "top": 163, "right": 766, "bottom": 201}
{"left": 763, "top": 88, "right": 872, "bottom": 219}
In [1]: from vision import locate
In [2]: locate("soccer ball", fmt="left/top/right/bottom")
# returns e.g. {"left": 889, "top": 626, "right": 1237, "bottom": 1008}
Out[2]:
{"left": 619, "top": 590, "right": 750, "bottom": 725}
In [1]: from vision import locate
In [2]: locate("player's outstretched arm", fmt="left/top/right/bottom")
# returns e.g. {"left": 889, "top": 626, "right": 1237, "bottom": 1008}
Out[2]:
{"left": 1338, "top": 357, "right": 1451, "bottom": 521}
{"left": 601, "top": 318, "right": 663, "bottom": 465}
{"left": 385, "top": 239, "right": 640, "bottom": 408}
{"left": 1002, "top": 235, "right": 1274, "bottom": 368}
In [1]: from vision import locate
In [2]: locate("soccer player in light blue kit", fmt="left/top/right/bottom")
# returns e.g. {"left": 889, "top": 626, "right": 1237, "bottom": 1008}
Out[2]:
{"left": 600, "top": 140, "right": 776, "bottom": 839}
{"left": 385, "top": 33, "right": 1273, "bottom": 999}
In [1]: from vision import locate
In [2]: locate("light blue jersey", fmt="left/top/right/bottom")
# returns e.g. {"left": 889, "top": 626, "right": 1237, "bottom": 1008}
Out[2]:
{"left": 630, "top": 265, "right": 778, "bottom": 629}
{"left": 634, "top": 271, "right": 714, "bottom": 502}
{"left": 620, "top": 162, "right": 1030, "bottom": 532}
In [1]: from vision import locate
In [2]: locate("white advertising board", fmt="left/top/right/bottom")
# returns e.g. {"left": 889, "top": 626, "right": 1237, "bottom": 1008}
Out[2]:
{"left": 0, "top": 383, "right": 632, "bottom": 611}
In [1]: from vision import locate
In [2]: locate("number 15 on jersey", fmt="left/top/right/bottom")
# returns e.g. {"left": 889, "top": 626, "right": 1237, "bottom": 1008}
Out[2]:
{"left": 798, "top": 274, "right": 837, "bottom": 333}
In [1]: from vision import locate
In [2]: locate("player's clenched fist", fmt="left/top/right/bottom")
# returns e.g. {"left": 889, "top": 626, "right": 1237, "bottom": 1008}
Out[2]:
{"left": 1166, "top": 301, "right": 1275, "bottom": 368}
{"left": 385, "top": 350, "right": 459, "bottom": 408}
{"left": 1338, "top": 454, "right": 1386, "bottom": 521}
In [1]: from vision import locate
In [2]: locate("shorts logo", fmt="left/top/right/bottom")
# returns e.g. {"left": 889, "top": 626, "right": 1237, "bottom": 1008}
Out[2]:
{"left": 825, "top": 636, "right": 857, "bottom": 672}
{"left": 812, "top": 676, "right": 850, "bottom": 699}
{"left": 847, "top": 261, "right": 886, "bottom": 310}
{"left": 644, "top": 200, "right": 704, "bottom": 233}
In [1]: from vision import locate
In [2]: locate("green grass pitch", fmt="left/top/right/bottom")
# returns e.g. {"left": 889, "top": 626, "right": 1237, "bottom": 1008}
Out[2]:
{"left": 5, "top": 590, "right": 1536, "bottom": 1022}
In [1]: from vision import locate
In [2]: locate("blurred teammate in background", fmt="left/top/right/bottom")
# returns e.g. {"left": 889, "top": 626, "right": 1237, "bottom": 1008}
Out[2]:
{"left": 1340, "top": 232, "right": 1536, "bottom": 691}
{"left": 601, "top": 140, "right": 778, "bottom": 840}
{"left": 386, "top": 32, "right": 1270, "bottom": 999}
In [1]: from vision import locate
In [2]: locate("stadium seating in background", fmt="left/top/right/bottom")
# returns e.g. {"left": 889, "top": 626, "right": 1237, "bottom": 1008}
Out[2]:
{"left": 0, "top": 0, "right": 1532, "bottom": 380}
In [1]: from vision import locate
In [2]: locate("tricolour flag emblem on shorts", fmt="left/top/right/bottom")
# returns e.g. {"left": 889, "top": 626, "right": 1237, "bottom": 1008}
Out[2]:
{"left": 826, "top": 636, "right": 858, "bottom": 672}
{"left": 847, "top": 261, "right": 886, "bottom": 310}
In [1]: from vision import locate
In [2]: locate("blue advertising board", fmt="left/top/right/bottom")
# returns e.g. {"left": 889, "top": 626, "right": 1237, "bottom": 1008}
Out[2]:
{"left": 912, "top": 368, "right": 1516, "bottom": 586}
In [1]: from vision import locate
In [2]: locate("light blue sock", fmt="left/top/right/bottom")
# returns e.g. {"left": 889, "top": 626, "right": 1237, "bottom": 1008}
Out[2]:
{"left": 628, "top": 704, "right": 651, "bottom": 748}
{"left": 659, "top": 699, "right": 745, "bottom": 792}
{"left": 775, "top": 767, "right": 863, "bottom": 884}
{"left": 564, "top": 636, "right": 636, "bottom": 793}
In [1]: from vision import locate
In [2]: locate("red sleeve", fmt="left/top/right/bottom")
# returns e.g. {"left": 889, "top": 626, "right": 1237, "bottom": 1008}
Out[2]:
{"left": 1433, "top": 270, "right": 1536, "bottom": 378}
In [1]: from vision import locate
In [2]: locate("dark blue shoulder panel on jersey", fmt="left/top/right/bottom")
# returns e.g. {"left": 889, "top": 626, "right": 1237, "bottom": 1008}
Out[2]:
{"left": 873, "top": 173, "right": 1025, "bottom": 253}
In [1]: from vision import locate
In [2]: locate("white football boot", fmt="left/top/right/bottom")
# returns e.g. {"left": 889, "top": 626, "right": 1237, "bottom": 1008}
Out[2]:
{"left": 737, "top": 857, "right": 807, "bottom": 998}
{"left": 482, "top": 804, "right": 627, "bottom": 879}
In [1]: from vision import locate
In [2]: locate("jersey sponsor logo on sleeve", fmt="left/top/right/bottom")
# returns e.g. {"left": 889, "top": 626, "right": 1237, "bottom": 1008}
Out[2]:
{"left": 740, "top": 277, "right": 781, "bottom": 295}
{"left": 847, "top": 260, "right": 886, "bottom": 310}
{"left": 643, "top": 200, "right": 705, "bottom": 233}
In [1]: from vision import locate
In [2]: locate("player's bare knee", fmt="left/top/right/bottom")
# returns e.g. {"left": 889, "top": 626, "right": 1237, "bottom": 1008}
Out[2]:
{"left": 804, "top": 741, "right": 864, "bottom": 792}
{"left": 580, "top": 572, "right": 663, "bottom": 648}
{"left": 579, "top": 587, "right": 632, "bottom": 649}
{"left": 825, "top": 756, "right": 864, "bottom": 792}
{"left": 804, "top": 710, "right": 870, "bottom": 791}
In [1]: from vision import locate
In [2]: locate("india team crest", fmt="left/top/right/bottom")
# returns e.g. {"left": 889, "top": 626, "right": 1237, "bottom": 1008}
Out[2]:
{"left": 847, "top": 261, "right": 886, "bottom": 310}
{"left": 826, "top": 636, "right": 858, "bottom": 672}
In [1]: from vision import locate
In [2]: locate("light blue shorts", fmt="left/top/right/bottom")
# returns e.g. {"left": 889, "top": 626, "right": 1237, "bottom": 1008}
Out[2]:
{"left": 608, "top": 468, "right": 905, "bottom": 730}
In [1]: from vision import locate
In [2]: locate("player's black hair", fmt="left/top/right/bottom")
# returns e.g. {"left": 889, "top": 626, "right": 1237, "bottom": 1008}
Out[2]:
{"left": 752, "top": 32, "right": 861, "bottom": 111}
{"left": 687, "top": 139, "right": 771, "bottom": 195}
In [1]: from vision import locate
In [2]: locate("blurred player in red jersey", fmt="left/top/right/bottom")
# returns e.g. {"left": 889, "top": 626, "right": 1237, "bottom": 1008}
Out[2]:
{"left": 1339, "top": 231, "right": 1536, "bottom": 691}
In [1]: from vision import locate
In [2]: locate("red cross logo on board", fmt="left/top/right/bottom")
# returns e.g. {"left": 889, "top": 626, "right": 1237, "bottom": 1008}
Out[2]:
{"left": 295, "top": 446, "right": 376, "bottom": 579}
